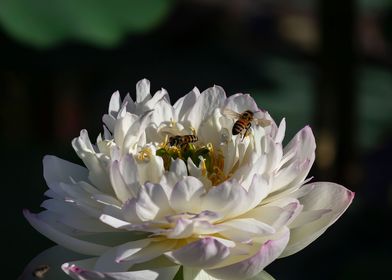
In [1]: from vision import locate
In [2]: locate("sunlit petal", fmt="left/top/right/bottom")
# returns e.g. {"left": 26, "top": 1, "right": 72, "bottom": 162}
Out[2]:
{"left": 23, "top": 79, "right": 353, "bottom": 280}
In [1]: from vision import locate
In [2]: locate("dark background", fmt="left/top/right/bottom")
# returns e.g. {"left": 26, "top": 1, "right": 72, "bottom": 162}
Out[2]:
{"left": 1, "top": 0, "right": 391, "bottom": 279}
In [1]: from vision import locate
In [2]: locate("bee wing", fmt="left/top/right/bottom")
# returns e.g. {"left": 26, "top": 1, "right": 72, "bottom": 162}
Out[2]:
{"left": 255, "top": 118, "right": 272, "bottom": 127}
{"left": 222, "top": 108, "right": 241, "bottom": 119}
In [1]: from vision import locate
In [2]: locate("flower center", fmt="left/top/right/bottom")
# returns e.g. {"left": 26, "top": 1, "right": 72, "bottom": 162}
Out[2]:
{"left": 156, "top": 137, "right": 228, "bottom": 186}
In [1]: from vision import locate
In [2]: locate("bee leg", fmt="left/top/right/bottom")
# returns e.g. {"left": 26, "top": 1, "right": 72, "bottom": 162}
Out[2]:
{"left": 245, "top": 127, "right": 252, "bottom": 137}
{"left": 180, "top": 143, "right": 188, "bottom": 150}
{"left": 241, "top": 125, "right": 251, "bottom": 141}
{"left": 241, "top": 130, "right": 247, "bottom": 142}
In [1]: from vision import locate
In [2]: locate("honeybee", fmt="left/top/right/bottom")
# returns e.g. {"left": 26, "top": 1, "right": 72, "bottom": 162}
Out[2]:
{"left": 168, "top": 135, "right": 198, "bottom": 148}
{"left": 222, "top": 109, "right": 271, "bottom": 139}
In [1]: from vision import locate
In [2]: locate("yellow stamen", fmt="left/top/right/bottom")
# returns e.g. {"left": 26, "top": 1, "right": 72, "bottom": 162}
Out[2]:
{"left": 138, "top": 147, "right": 152, "bottom": 161}
{"left": 155, "top": 131, "right": 232, "bottom": 186}
{"left": 200, "top": 157, "right": 207, "bottom": 177}
{"left": 204, "top": 143, "right": 228, "bottom": 186}
{"left": 161, "top": 134, "right": 169, "bottom": 148}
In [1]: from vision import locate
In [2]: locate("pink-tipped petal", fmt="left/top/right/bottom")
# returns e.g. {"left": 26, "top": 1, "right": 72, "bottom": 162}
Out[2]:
{"left": 166, "top": 237, "right": 231, "bottom": 268}
{"left": 280, "top": 182, "right": 354, "bottom": 257}
{"left": 206, "top": 230, "right": 290, "bottom": 280}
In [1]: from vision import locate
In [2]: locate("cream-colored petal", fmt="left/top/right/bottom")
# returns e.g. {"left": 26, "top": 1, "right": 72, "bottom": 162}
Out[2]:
{"left": 166, "top": 237, "right": 230, "bottom": 268}
{"left": 205, "top": 229, "right": 289, "bottom": 279}
{"left": 137, "top": 154, "right": 164, "bottom": 185}
{"left": 174, "top": 87, "right": 200, "bottom": 120}
{"left": 219, "top": 218, "right": 276, "bottom": 241}
{"left": 72, "top": 130, "right": 112, "bottom": 194}
{"left": 170, "top": 176, "right": 206, "bottom": 213}
{"left": 202, "top": 174, "right": 270, "bottom": 220}
{"left": 242, "top": 202, "right": 301, "bottom": 230}
{"left": 185, "top": 85, "right": 226, "bottom": 131}
{"left": 117, "top": 240, "right": 177, "bottom": 264}
{"left": 280, "top": 182, "right": 354, "bottom": 257}
{"left": 223, "top": 93, "right": 259, "bottom": 114}
{"left": 24, "top": 210, "right": 109, "bottom": 256}
{"left": 136, "top": 79, "right": 151, "bottom": 103}
{"left": 110, "top": 160, "right": 134, "bottom": 203}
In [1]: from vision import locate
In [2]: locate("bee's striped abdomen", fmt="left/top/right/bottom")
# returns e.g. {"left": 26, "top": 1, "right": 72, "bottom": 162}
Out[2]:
{"left": 232, "top": 120, "right": 249, "bottom": 135}
{"left": 168, "top": 135, "right": 198, "bottom": 147}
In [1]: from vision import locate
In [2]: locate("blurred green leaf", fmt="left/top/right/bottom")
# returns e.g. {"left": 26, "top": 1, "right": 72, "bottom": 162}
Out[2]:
{"left": 0, "top": 0, "right": 173, "bottom": 48}
{"left": 359, "top": 0, "right": 391, "bottom": 10}
{"left": 253, "top": 56, "right": 314, "bottom": 143}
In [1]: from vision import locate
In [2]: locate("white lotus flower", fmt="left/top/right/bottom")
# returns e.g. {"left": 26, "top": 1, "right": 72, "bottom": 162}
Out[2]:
{"left": 21, "top": 79, "right": 354, "bottom": 280}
